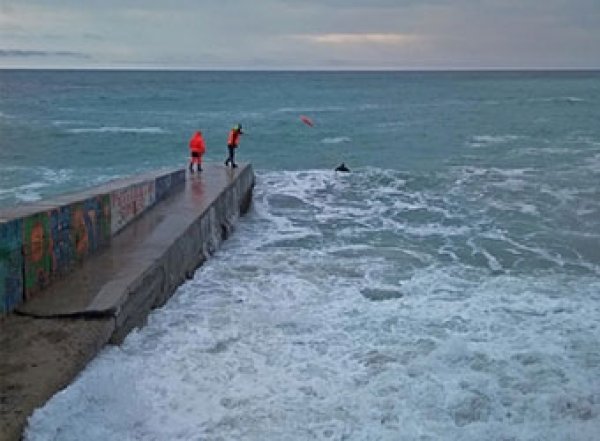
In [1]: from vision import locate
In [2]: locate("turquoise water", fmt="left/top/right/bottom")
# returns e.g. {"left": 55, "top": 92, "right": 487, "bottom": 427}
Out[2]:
{"left": 2, "top": 70, "right": 599, "bottom": 203}
{"left": 3, "top": 70, "right": 600, "bottom": 440}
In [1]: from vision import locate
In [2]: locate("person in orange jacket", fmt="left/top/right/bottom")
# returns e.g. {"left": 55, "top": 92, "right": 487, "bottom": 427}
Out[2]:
{"left": 224, "top": 123, "right": 243, "bottom": 168}
{"left": 189, "top": 130, "right": 206, "bottom": 173}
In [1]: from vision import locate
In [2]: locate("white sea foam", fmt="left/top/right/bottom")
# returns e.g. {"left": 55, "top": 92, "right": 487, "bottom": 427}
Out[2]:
{"left": 276, "top": 103, "right": 380, "bottom": 114}
{"left": 0, "top": 167, "right": 75, "bottom": 205}
{"left": 276, "top": 106, "right": 347, "bottom": 113}
{"left": 41, "top": 168, "right": 74, "bottom": 184}
{"left": 65, "top": 126, "right": 167, "bottom": 134}
{"left": 52, "top": 120, "right": 89, "bottom": 126}
{"left": 24, "top": 169, "right": 600, "bottom": 441}
{"left": 469, "top": 135, "right": 522, "bottom": 147}
{"left": 527, "top": 96, "right": 586, "bottom": 103}
{"left": 321, "top": 136, "right": 351, "bottom": 144}
{"left": 0, "top": 180, "right": 48, "bottom": 203}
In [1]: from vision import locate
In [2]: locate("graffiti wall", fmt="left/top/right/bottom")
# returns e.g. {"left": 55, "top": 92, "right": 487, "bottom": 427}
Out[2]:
{"left": 21, "top": 195, "right": 112, "bottom": 299}
{"left": 70, "top": 195, "right": 111, "bottom": 263}
{"left": 110, "top": 181, "right": 156, "bottom": 234}
{"left": 22, "top": 212, "right": 52, "bottom": 298}
{"left": 1, "top": 168, "right": 185, "bottom": 313}
{"left": 0, "top": 219, "right": 23, "bottom": 313}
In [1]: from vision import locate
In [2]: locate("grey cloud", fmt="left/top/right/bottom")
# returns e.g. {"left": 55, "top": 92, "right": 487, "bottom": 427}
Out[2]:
{"left": 275, "top": 0, "right": 442, "bottom": 6}
{"left": 83, "top": 32, "right": 104, "bottom": 41}
{"left": 1, "top": 0, "right": 598, "bottom": 69}
{"left": 0, "top": 49, "right": 91, "bottom": 59}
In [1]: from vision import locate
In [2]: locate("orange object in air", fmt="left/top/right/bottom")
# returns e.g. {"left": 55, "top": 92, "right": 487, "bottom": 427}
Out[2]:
{"left": 300, "top": 115, "right": 314, "bottom": 127}
{"left": 189, "top": 131, "right": 206, "bottom": 154}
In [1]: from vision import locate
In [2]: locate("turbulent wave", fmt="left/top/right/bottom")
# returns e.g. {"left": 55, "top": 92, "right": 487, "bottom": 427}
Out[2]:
{"left": 4, "top": 69, "right": 598, "bottom": 440}
{"left": 0, "top": 167, "right": 75, "bottom": 204}
{"left": 24, "top": 168, "right": 600, "bottom": 441}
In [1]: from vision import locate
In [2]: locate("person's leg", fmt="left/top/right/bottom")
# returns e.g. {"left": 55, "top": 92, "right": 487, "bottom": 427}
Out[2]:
{"left": 231, "top": 146, "right": 237, "bottom": 167}
{"left": 226, "top": 146, "right": 235, "bottom": 166}
{"left": 225, "top": 146, "right": 232, "bottom": 165}
{"left": 190, "top": 152, "right": 199, "bottom": 172}
{"left": 197, "top": 156, "right": 202, "bottom": 172}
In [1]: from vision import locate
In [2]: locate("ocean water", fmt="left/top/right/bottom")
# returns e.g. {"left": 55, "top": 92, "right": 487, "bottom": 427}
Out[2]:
{"left": 2, "top": 70, "right": 599, "bottom": 440}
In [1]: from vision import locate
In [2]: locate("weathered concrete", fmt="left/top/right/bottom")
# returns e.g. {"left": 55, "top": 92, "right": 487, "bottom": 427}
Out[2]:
{"left": 0, "top": 168, "right": 186, "bottom": 314}
{"left": 0, "top": 163, "right": 255, "bottom": 441}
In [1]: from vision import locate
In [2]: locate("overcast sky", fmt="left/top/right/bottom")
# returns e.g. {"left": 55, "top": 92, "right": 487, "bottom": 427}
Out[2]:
{"left": 1, "top": 0, "right": 599, "bottom": 69}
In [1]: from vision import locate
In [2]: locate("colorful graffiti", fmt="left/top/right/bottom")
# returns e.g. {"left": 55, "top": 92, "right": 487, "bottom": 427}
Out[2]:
{"left": 0, "top": 219, "right": 23, "bottom": 313}
{"left": 49, "top": 205, "right": 74, "bottom": 277}
{"left": 22, "top": 212, "right": 52, "bottom": 298}
{"left": 1, "top": 169, "right": 185, "bottom": 313}
{"left": 71, "top": 195, "right": 111, "bottom": 262}
{"left": 111, "top": 181, "right": 156, "bottom": 234}
{"left": 21, "top": 195, "right": 112, "bottom": 299}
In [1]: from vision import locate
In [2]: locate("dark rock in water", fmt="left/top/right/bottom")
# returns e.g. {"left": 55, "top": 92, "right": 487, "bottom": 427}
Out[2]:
{"left": 360, "top": 288, "right": 403, "bottom": 301}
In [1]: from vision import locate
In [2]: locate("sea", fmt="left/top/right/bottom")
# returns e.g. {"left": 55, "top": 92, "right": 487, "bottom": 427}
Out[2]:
{"left": 1, "top": 70, "right": 599, "bottom": 440}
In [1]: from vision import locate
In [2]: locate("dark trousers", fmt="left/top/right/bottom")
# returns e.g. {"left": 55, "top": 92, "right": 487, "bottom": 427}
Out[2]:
{"left": 225, "top": 145, "right": 237, "bottom": 166}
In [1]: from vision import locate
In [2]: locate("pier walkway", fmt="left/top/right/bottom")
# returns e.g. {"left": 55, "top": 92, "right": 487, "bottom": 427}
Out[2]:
{"left": 0, "top": 164, "right": 255, "bottom": 440}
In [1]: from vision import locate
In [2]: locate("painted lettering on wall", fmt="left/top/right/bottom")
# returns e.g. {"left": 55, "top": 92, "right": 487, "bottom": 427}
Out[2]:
{"left": 110, "top": 181, "right": 156, "bottom": 234}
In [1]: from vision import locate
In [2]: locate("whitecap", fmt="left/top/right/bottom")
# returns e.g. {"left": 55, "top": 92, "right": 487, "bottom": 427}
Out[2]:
{"left": 15, "top": 191, "right": 44, "bottom": 203}
{"left": 22, "top": 168, "right": 600, "bottom": 441}
{"left": 321, "top": 136, "right": 351, "bottom": 144}
{"left": 52, "top": 120, "right": 88, "bottom": 126}
{"left": 65, "top": 126, "right": 167, "bottom": 134}
{"left": 469, "top": 135, "right": 522, "bottom": 147}
{"left": 527, "top": 96, "right": 586, "bottom": 103}
{"left": 275, "top": 106, "right": 346, "bottom": 113}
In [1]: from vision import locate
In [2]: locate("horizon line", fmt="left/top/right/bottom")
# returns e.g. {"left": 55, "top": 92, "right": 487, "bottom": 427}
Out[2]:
{"left": 1, "top": 66, "right": 599, "bottom": 72}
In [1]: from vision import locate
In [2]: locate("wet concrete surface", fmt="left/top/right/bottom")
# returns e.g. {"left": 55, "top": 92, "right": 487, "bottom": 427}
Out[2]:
{"left": 0, "top": 163, "right": 255, "bottom": 441}
{"left": 17, "top": 164, "right": 248, "bottom": 317}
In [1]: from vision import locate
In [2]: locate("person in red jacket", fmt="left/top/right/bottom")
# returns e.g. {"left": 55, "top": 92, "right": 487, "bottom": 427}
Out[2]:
{"left": 224, "top": 123, "right": 243, "bottom": 168}
{"left": 189, "top": 130, "right": 206, "bottom": 173}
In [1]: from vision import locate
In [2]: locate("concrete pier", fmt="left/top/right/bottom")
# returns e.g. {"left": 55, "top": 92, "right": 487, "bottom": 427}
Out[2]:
{"left": 0, "top": 164, "right": 255, "bottom": 440}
